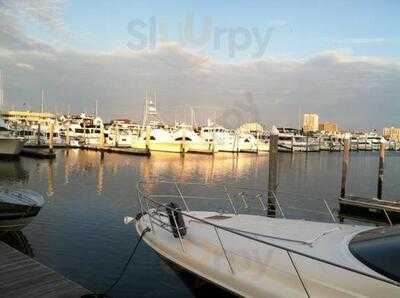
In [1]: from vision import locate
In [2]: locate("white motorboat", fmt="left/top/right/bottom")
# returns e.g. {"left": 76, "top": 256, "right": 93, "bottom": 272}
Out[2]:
{"left": 367, "top": 132, "right": 385, "bottom": 150}
{"left": 132, "top": 127, "right": 184, "bottom": 153}
{"left": 0, "top": 188, "right": 44, "bottom": 231}
{"left": 0, "top": 118, "right": 25, "bottom": 157}
{"left": 132, "top": 181, "right": 400, "bottom": 297}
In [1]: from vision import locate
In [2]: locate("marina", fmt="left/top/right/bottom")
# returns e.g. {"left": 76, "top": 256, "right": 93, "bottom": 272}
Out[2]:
{"left": 1, "top": 1, "right": 399, "bottom": 297}
{"left": 0, "top": 147, "right": 399, "bottom": 297}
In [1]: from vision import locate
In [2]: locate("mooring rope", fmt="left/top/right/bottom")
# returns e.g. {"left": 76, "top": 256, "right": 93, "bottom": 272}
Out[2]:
{"left": 82, "top": 226, "right": 151, "bottom": 298}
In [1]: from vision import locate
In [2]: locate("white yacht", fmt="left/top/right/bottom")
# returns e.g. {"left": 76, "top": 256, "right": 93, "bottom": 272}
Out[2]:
{"left": 106, "top": 119, "right": 141, "bottom": 147}
{"left": 64, "top": 114, "right": 104, "bottom": 147}
{"left": 0, "top": 118, "right": 25, "bottom": 157}
{"left": 173, "top": 128, "right": 216, "bottom": 154}
{"left": 367, "top": 132, "right": 385, "bottom": 150}
{"left": 200, "top": 125, "right": 259, "bottom": 153}
{"left": 132, "top": 127, "right": 184, "bottom": 153}
{"left": 132, "top": 181, "right": 400, "bottom": 297}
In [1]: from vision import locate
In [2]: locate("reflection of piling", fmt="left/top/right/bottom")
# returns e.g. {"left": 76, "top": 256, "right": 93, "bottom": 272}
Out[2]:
{"left": 49, "top": 122, "right": 54, "bottom": 153}
{"left": 66, "top": 122, "right": 70, "bottom": 147}
{"left": 377, "top": 142, "right": 385, "bottom": 199}
{"left": 268, "top": 132, "right": 278, "bottom": 217}
{"left": 340, "top": 135, "right": 350, "bottom": 198}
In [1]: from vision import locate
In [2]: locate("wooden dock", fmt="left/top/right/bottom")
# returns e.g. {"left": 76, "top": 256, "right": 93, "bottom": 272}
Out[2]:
{"left": 0, "top": 241, "right": 91, "bottom": 297}
{"left": 81, "top": 145, "right": 151, "bottom": 156}
{"left": 339, "top": 195, "right": 400, "bottom": 224}
{"left": 20, "top": 148, "right": 56, "bottom": 159}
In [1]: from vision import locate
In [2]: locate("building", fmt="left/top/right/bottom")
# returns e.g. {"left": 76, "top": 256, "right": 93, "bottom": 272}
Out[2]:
{"left": 303, "top": 113, "right": 319, "bottom": 132}
{"left": 383, "top": 127, "right": 400, "bottom": 142}
{"left": 1, "top": 110, "right": 57, "bottom": 127}
{"left": 319, "top": 122, "right": 339, "bottom": 134}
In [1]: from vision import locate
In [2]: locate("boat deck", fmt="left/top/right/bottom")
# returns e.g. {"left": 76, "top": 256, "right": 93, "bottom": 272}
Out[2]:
{"left": 0, "top": 241, "right": 91, "bottom": 297}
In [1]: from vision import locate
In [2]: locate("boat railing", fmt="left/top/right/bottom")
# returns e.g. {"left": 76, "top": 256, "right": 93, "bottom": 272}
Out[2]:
{"left": 136, "top": 179, "right": 400, "bottom": 296}
{"left": 137, "top": 179, "right": 338, "bottom": 223}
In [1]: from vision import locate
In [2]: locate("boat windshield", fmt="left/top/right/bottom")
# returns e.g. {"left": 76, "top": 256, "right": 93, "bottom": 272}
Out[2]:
{"left": 349, "top": 226, "right": 400, "bottom": 282}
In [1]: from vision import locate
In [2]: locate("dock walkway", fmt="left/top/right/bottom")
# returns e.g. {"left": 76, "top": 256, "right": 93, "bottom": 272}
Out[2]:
{"left": 0, "top": 241, "right": 91, "bottom": 297}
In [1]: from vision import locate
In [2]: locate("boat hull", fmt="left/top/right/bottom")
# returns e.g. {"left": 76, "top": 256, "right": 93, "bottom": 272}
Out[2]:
{"left": 136, "top": 212, "right": 400, "bottom": 297}
{"left": 0, "top": 138, "right": 25, "bottom": 157}
{"left": 0, "top": 204, "right": 42, "bottom": 231}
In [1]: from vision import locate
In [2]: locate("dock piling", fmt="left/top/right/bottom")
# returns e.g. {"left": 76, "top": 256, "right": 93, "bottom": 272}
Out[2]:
{"left": 377, "top": 142, "right": 385, "bottom": 199}
{"left": 268, "top": 128, "right": 279, "bottom": 217}
{"left": 49, "top": 121, "right": 54, "bottom": 153}
{"left": 340, "top": 134, "right": 350, "bottom": 198}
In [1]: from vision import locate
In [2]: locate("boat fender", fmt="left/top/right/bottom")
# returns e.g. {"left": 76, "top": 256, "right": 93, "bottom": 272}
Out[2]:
{"left": 135, "top": 211, "right": 146, "bottom": 221}
{"left": 166, "top": 202, "right": 187, "bottom": 238}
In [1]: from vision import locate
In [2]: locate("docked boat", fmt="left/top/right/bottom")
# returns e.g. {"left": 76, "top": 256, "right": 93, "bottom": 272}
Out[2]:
{"left": 132, "top": 127, "right": 184, "bottom": 153}
{"left": 0, "top": 188, "right": 44, "bottom": 231}
{"left": 173, "top": 128, "right": 216, "bottom": 154}
{"left": 367, "top": 132, "right": 385, "bottom": 150}
{"left": 132, "top": 181, "right": 400, "bottom": 297}
{"left": 0, "top": 118, "right": 25, "bottom": 157}
{"left": 64, "top": 114, "right": 104, "bottom": 147}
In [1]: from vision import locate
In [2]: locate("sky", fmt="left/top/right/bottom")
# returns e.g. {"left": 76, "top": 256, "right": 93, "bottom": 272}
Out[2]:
{"left": 0, "top": 0, "right": 399, "bottom": 129}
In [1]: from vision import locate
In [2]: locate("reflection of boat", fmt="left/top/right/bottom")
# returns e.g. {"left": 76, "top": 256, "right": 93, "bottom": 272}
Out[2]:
{"left": 0, "top": 118, "right": 25, "bottom": 157}
{"left": 0, "top": 189, "right": 44, "bottom": 231}
{"left": 161, "top": 257, "right": 236, "bottom": 297}
{"left": 134, "top": 182, "right": 400, "bottom": 297}
{"left": 0, "top": 231, "right": 33, "bottom": 257}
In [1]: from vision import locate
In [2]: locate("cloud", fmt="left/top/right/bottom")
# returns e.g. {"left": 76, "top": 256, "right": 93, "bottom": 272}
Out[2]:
{"left": 0, "top": 1, "right": 398, "bottom": 130}
{"left": 0, "top": 0, "right": 66, "bottom": 53}
{"left": 16, "top": 63, "right": 34, "bottom": 70}
{"left": 0, "top": 43, "right": 399, "bottom": 130}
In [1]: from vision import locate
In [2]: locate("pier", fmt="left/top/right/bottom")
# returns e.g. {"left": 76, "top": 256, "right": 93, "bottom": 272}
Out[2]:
{"left": 338, "top": 137, "right": 400, "bottom": 224}
{"left": 0, "top": 241, "right": 91, "bottom": 297}
{"left": 20, "top": 148, "right": 56, "bottom": 159}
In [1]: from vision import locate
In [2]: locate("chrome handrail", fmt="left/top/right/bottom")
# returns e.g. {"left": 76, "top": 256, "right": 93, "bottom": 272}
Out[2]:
{"left": 136, "top": 179, "right": 400, "bottom": 295}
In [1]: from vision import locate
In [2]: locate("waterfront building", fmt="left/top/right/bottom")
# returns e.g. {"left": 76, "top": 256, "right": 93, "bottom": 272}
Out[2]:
{"left": 1, "top": 110, "right": 56, "bottom": 128}
{"left": 303, "top": 113, "right": 319, "bottom": 132}
{"left": 319, "top": 122, "right": 339, "bottom": 134}
{"left": 383, "top": 127, "right": 400, "bottom": 142}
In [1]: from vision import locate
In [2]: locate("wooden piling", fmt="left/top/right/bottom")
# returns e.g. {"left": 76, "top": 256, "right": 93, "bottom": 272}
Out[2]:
{"left": 37, "top": 123, "right": 41, "bottom": 146}
{"left": 145, "top": 126, "right": 151, "bottom": 150}
{"left": 377, "top": 142, "right": 385, "bottom": 199}
{"left": 268, "top": 130, "right": 279, "bottom": 217}
{"left": 340, "top": 134, "right": 350, "bottom": 198}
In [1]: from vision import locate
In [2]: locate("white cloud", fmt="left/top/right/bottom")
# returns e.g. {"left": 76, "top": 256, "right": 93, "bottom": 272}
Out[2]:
{"left": 0, "top": 44, "right": 398, "bottom": 130}
{"left": 16, "top": 63, "right": 34, "bottom": 70}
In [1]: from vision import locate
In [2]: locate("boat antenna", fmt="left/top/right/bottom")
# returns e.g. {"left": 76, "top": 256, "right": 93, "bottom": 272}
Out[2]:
{"left": 95, "top": 99, "right": 98, "bottom": 117}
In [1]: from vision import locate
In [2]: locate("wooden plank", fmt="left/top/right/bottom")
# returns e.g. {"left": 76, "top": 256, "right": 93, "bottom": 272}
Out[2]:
{"left": 0, "top": 241, "right": 91, "bottom": 297}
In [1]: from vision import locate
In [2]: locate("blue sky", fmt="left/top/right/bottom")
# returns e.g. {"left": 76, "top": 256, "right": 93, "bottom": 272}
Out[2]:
{"left": 44, "top": 0, "right": 400, "bottom": 61}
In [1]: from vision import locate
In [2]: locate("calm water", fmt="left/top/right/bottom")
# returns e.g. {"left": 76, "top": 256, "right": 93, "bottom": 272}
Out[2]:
{"left": 1, "top": 149, "right": 399, "bottom": 297}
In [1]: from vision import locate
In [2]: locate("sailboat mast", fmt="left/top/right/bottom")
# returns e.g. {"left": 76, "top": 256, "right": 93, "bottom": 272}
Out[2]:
{"left": 0, "top": 70, "right": 3, "bottom": 107}
{"left": 41, "top": 89, "right": 45, "bottom": 113}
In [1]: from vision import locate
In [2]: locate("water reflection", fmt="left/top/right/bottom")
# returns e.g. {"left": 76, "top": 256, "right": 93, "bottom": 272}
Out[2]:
{"left": 47, "top": 160, "right": 55, "bottom": 197}
{"left": 0, "top": 159, "right": 29, "bottom": 185}
{"left": 0, "top": 231, "right": 33, "bottom": 257}
{"left": 160, "top": 258, "right": 237, "bottom": 298}
{"left": 138, "top": 152, "right": 267, "bottom": 184}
